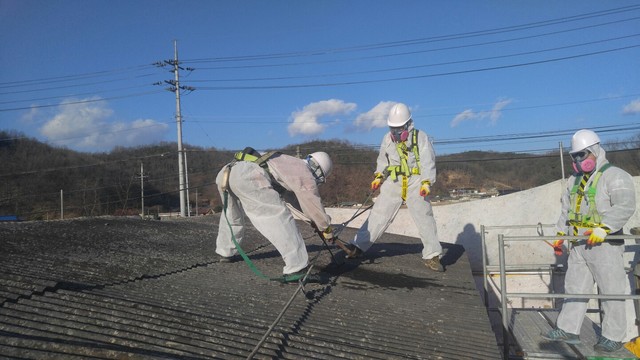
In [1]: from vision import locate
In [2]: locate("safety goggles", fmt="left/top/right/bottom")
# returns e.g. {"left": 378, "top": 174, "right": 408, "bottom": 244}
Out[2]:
{"left": 389, "top": 123, "right": 409, "bottom": 133}
{"left": 570, "top": 150, "right": 589, "bottom": 162}
{"left": 306, "top": 156, "right": 326, "bottom": 183}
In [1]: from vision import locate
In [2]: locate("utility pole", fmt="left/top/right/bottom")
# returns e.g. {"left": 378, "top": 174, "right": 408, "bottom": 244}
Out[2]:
{"left": 184, "top": 148, "right": 191, "bottom": 217}
{"left": 154, "top": 40, "right": 195, "bottom": 217}
{"left": 173, "top": 41, "right": 187, "bottom": 217}
{"left": 139, "top": 162, "right": 148, "bottom": 218}
{"left": 559, "top": 142, "right": 566, "bottom": 180}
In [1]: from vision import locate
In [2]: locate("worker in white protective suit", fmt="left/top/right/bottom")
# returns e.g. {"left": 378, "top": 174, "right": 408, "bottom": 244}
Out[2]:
{"left": 542, "top": 129, "right": 636, "bottom": 353}
{"left": 346, "top": 103, "right": 444, "bottom": 272}
{"left": 215, "top": 148, "right": 334, "bottom": 283}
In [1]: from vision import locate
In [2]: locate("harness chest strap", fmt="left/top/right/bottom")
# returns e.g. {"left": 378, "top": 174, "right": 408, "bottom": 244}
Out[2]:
{"left": 386, "top": 129, "right": 421, "bottom": 179}
{"left": 386, "top": 130, "right": 421, "bottom": 201}
{"left": 568, "top": 163, "right": 611, "bottom": 230}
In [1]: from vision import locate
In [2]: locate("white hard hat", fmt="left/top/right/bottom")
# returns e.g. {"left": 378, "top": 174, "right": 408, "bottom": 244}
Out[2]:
{"left": 571, "top": 129, "right": 600, "bottom": 154}
{"left": 387, "top": 103, "right": 412, "bottom": 127}
{"left": 306, "top": 151, "right": 332, "bottom": 183}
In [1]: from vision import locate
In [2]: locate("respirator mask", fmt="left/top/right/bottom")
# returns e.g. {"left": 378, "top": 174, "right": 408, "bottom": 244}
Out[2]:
{"left": 390, "top": 124, "right": 410, "bottom": 143}
{"left": 570, "top": 150, "right": 595, "bottom": 173}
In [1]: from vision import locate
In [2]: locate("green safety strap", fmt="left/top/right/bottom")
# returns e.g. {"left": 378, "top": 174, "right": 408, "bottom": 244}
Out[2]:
{"left": 386, "top": 130, "right": 421, "bottom": 180}
{"left": 411, "top": 129, "right": 420, "bottom": 170}
{"left": 397, "top": 142, "right": 410, "bottom": 176}
{"left": 234, "top": 150, "right": 279, "bottom": 167}
{"left": 222, "top": 190, "right": 305, "bottom": 283}
{"left": 567, "top": 163, "right": 611, "bottom": 229}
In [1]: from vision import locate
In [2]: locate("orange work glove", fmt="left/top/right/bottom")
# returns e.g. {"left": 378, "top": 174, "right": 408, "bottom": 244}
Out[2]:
{"left": 584, "top": 227, "right": 607, "bottom": 246}
{"left": 552, "top": 232, "right": 565, "bottom": 256}
{"left": 371, "top": 173, "right": 384, "bottom": 191}
{"left": 419, "top": 181, "right": 431, "bottom": 197}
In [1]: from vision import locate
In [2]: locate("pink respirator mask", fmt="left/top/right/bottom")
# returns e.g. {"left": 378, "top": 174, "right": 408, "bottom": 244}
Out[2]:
{"left": 570, "top": 150, "right": 595, "bottom": 173}
{"left": 390, "top": 125, "right": 409, "bottom": 142}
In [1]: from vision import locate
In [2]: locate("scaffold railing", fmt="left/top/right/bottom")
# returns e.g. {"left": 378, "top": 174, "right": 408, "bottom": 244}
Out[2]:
{"left": 493, "top": 232, "right": 640, "bottom": 359}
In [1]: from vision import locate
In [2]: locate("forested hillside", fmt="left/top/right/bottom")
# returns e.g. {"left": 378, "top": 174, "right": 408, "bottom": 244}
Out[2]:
{"left": 1, "top": 130, "right": 638, "bottom": 220}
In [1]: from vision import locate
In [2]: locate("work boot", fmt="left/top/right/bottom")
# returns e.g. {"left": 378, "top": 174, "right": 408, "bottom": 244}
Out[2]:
{"left": 540, "top": 328, "right": 581, "bottom": 344}
{"left": 424, "top": 256, "right": 444, "bottom": 272}
{"left": 594, "top": 336, "right": 622, "bottom": 352}
{"left": 281, "top": 267, "right": 324, "bottom": 284}
{"left": 344, "top": 244, "right": 363, "bottom": 259}
{"left": 217, "top": 254, "right": 239, "bottom": 263}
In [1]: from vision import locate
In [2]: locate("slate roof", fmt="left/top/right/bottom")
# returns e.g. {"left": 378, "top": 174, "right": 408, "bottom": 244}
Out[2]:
{"left": 0, "top": 216, "right": 501, "bottom": 359}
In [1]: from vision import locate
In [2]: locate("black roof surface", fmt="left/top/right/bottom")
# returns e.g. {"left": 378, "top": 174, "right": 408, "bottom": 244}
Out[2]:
{"left": 0, "top": 215, "right": 501, "bottom": 359}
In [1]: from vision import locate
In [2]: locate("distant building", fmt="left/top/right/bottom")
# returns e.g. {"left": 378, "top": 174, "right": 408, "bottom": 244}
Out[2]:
{"left": 447, "top": 187, "right": 501, "bottom": 202}
{"left": 449, "top": 188, "right": 478, "bottom": 198}
{"left": 338, "top": 202, "right": 362, "bottom": 208}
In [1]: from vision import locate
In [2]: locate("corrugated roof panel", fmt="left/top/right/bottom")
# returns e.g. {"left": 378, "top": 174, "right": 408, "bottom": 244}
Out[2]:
{"left": 0, "top": 216, "right": 502, "bottom": 359}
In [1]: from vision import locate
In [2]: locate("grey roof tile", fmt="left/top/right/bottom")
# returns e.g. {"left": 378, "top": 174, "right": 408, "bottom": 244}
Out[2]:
{"left": 0, "top": 216, "right": 501, "bottom": 359}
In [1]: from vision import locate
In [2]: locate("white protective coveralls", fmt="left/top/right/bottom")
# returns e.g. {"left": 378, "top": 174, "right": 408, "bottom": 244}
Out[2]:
{"left": 555, "top": 144, "right": 636, "bottom": 342}
{"left": 215, "top": 153, "right": 331, "bottom": 275}
{"left": 352, "top": 128, "right": 443, "bottom": 260}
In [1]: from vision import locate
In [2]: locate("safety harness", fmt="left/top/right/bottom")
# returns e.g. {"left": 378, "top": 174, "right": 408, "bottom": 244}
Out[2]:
{"left": 384, "top": 129, "right": 422, "bottom": 200}
{"left": 567, "top": 163, "right": 611, "bottom": 234}
{"left": 234, "top": 147, "right": 279, "bottom": 167}
{"left": 232, "top": 147, "right": 286, "bottom": 194}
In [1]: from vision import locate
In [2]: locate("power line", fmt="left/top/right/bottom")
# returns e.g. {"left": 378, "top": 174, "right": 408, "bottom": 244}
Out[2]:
{"left": 0, "top": 74, "right": 159, "bottom": 98}
{"left": 183, "top": 5, "right": 640, "bottom": 64}
{"left": 0, "top": 90, "right": 165, "bottom": 112}
{"left": 1, "top": 5, "right": 637, "bottom": 151}
{"left": 181, "top": 93, "right": 640, "bottom": 124}
{"left": 190, "top": 18, "right": 640, "bottom": 71}
{"left": 194, "top": 44, "right": 640, "bottom": 90}
{"left": 0, "top": 84, "right": 159, "bottom": 105}
{"left": 187, "top": 33, "right": 640, "bottom": 83}
{"left": 3, "top": 5, "right": 637, "bottom": 97}
{"left": 0, "top": 64, "right": 156, "bottom": 88}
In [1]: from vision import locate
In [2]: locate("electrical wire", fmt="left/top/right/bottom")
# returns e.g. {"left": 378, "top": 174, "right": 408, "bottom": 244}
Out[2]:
{"left": 184, "top": 5, "right": 640, "bottom": 64}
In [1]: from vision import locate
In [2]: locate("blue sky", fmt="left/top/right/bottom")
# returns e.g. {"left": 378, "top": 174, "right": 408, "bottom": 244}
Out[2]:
{"left": 1, "top": 0, "right": 639, "bottom": 155}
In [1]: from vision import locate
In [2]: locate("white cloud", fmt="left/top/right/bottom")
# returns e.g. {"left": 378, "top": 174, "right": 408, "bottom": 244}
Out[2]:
{"left": 450, "top": 98, "right": 512, "bottom": 127}
{"left": 622, "top": 98, "right": 640, "bottom": 115}
{"left": 450, "top": 109, "right": 476, "bottom": 127}
{"left": 288, "top": 99, "right": 356, "bottom": 136}
{"left": 39, "top": 98, "right": 168, "bottom": 151}
{"left": 489, "top": 98, "right": 511, "bottom": 124}
{"left": 20, "top": 106, "right": 40, "bottom": 124}
{"left": 353, "top": 101, "right": 397, "bottom": 131}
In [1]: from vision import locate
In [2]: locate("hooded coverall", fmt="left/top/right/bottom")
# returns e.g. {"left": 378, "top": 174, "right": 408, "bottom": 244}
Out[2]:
{"left": 215, "top": 153, "right": 331, "bottom": 275}
{"left": 555, "top": 144, "right": 636, "bottom": 342}
{"left": 352, "top": 129, "right": 442, "bottom": 260}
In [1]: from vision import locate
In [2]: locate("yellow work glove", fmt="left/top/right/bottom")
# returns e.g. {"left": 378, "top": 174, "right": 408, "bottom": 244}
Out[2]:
{"left": 553, "top": 232, "right": 565, "bottom": 256}
{"left": 419, "top": 181, "right": 431, "bottom": 197}
{"left": 584, "top": 227, "right": 607, "bottom": 246}
{"left": 371, "top": 173, "right": 384, "bottom": 191}
{"left": 322, "top": 226, "right": 334, "bottom": 242}
{"left": 625, "top": 337, "right": 640, "bottom": 357}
